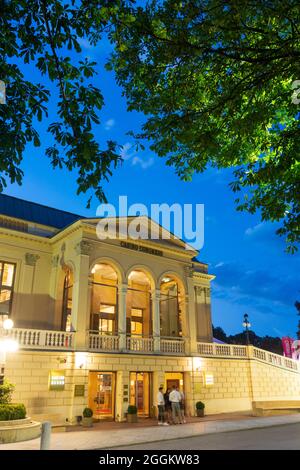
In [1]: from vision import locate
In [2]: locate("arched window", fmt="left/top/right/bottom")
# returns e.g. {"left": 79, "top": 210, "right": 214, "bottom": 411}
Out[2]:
{"left": 90, "top": 263, "right": 118, "bottom": 335}
{"left": 127, "top": 270, "right": 152, "bottom": 337}
{"left": 160, "top": 276, "right": 184, "bottom": 337}
{"left": 61, "top": 269, "right": 73, "bottom": 332}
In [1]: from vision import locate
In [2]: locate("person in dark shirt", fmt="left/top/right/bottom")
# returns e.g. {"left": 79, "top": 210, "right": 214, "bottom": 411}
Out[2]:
{"left": 164, "top": 388, "right": 172, "bottom": 424}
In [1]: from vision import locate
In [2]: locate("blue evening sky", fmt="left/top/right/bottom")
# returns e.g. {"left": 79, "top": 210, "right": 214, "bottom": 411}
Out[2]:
{"left": 3, "top": 35, "right": 300, "bottom": 339}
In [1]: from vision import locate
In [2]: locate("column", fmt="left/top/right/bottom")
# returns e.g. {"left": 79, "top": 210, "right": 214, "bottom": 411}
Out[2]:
{"left": 152, "top": 288, "right": 161, "bottom": 353}
{"left": 71, "top": 241, "right": 92, "bottom": 350}
{"left": 185, "top": 268, "right": 198, "bottom": 355}
{"left": 17, "top": 253, "right": 40, "bottom": 327}
{"left": 115, "top": 370, "right": 130, "bottom": 422}
{"left": 118, "top": 283, "right": 127, "bottom": 351}
{"left": 194, "top": 285, "right": 213, "bottom": 343}
{"left": 152, "top": 370, "right": 165, "bottom": 418}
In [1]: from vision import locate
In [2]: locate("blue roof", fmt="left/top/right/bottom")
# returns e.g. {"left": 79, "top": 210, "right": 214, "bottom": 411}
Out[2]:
{"left": 0, "top": 194, "right": 83, "bottom": 229}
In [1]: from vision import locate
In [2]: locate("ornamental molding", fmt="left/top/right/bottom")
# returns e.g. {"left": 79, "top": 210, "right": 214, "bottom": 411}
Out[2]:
{"left": 74, "top": 240, "right": 93, "bottom": 256}
{"left": 51, "top": 255, "right": 59, "bottom": 268}
{"left": 194, "top": 286, "right": 210, "bottom": 296}
{"left": 25, "top": 253, "right": 40, "bottom": 266}
{"left": 184, "top": 266, "right": 194, "bottom": 278}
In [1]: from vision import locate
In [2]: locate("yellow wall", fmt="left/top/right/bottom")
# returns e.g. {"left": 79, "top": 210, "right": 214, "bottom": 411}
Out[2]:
{"left": 5, "top": 350, "right": 300, "bottom": 424}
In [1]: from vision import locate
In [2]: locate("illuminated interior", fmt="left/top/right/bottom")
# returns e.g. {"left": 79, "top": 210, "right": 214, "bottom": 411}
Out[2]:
{"left": 126, "top": 270, "right": 152, "bottom": 337}
{"left": 61, "top": 269, "right": 73, "bottom": 331}
{"left": 160, "top": 276, "right": 184, "bottom": 337}
{"left": 0, "top": 261, "right": 15, "bottom": 317}
{"left": 88, "top": 371, "right": 115, "bottom": 420}
{"left": 130, "top": 372, "right": 151, "bottom": 416}
{"left": 90, "top": 263, "right": 118, "bottom": 335}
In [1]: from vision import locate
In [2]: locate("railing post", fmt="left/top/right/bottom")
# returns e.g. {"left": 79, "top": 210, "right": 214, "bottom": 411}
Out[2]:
{"left": 40, "top": 421, "right": 51, "bottom": 450}
{"left": 247, "top": 345, "right": 253, "bottom": 359}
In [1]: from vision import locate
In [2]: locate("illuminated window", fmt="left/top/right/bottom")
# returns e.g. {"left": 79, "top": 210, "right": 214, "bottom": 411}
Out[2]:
{"left": 90, "top": 264, "right": 118, "bottom": 335}
{"left": 130, "top": 308, "right": 143, "bottom": 336}
{"left": 0, "top": 262, "right": 16, "bottom": 316}
{"left": 61, "top": 270, "right": 73, "bottom": 331}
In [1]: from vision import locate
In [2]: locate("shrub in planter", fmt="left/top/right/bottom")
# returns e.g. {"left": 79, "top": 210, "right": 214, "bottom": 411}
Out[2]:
{"left": 127, "top": 405, "right": 138, "bottom": 423}
{"left": 0, "top": 381, "right": 15, "bottom": 405}
{"left": 0, "top": 403, "right": 26, "bottom": 421}
{"left": 82, "top": 407, "right": 93, "bottom": 427}
{"left": 195, "top": 401, "right": 205, "bottom": 417}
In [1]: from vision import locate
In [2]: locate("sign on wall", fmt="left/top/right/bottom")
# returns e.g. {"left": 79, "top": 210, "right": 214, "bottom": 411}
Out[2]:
{"left": 48, "top": 370, "right": 65, "bottom": 391}
{"left": 74, "top": 384, "right": 85, "bottom": 397}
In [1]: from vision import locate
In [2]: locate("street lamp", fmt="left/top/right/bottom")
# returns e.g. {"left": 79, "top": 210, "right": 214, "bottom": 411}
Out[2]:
{"left": 242, "top": 313, "right": 251, "bottom": 345}
{"left": 0, "top": 316, "right": 18, "bottom": 359}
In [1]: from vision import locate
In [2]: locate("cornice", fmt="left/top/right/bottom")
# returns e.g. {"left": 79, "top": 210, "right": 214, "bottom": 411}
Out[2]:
{"left": 0, "top": 228, "right": 51, "bottom": 246}
{"left": 81, "top": 222, "right": 198, "bottom": 261}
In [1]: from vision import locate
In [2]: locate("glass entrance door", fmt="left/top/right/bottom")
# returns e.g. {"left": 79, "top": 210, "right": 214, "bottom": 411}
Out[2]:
{"left": 129, "top": 372, "right": 151, "bottom": 417}
{"left": 88, "top": 372, "right": 115, "bottom": 420}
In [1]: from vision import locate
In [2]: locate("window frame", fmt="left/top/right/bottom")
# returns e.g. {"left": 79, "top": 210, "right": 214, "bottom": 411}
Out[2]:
{"left": 0, "top": 260, "right": 16, "bottom": 317}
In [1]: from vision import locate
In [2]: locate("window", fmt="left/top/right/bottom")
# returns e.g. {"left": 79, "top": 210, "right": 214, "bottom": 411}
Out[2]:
{"left": 130, "top": 308, "right": 143, "bottom": 336}
{"left": 91, "top": 304, "right": 116, "bottom": 335}
{"left": 0, "top": 261, "right": 16, "bottom": 316}
{"left": 61, "top": 270, "right": 73, "bottom": 331}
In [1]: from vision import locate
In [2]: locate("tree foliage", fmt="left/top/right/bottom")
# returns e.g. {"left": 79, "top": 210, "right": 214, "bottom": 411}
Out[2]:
{"left": 213, "top": 325, "right": 283, "bottom": 354}
{"left": 0, "top": 0, "right": 133, "bottom": 204}
{"left": 111, "top": 0, "right": 300, "bottom": 251}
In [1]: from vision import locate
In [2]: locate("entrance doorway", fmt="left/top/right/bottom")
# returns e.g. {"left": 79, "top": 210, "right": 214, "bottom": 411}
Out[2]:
{"left": 130, "top": 372, "right": 152, "bottom": 417}
{"left": 88, "top": 372, "right": 115, "bottom": 420}
{"left": 165, "top": 372, "right": 184, "bottom": 392}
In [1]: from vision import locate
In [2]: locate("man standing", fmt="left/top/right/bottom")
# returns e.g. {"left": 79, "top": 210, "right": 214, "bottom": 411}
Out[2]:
{"left": 169, "top": 385, "right": 182, "bottom": 424}
{"left": 157, "top": 386, "right": 169, "bottom": 426}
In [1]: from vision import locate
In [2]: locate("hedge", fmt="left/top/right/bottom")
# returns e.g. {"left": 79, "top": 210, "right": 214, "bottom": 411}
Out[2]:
{"left": 0, "top": 404, "right": 26, "bottom": 421}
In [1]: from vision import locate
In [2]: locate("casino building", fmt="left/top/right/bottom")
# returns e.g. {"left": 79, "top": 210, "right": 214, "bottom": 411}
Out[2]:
{"left": 1, "top": 194, "right": 300, "bottom": 425}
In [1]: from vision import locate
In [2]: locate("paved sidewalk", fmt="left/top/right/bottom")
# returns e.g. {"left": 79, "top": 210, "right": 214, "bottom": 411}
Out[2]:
{"left": 1, "top": 413, "right": 300, "bottom": 450}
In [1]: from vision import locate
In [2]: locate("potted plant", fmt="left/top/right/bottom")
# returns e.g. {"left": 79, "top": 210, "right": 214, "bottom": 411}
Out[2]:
{"left": 126, "top": 405, "right": 138, "bottom": 423}
{"left": 195, "top": 401, "right": 205, "bottom": 417}
{"left": 82, "top": 407, "right": 93, "bottom": 427}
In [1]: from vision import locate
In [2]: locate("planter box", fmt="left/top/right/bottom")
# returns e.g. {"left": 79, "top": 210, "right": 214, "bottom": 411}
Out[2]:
{"left": 82, "top": 416, "right": 93, "bottom": 427}
{"left": 0, "top": 417, "right": 41, "bottom": 444}
{"left": 196, "top": 409, "right": 204, "bottom": 417}
{"left": 127, "top": 413, "right": 138, "bottom": 423}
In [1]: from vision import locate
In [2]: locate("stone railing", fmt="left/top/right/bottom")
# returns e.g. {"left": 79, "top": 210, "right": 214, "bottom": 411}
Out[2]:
{"left": 197, "top": 342, "right": 247, "bottom": 358}
{"left": 5, "top": 328, "right": 74, "bottom": 350}
{"left": 197, "top": 342, "right": 300, "bottom": 373}
{"left": 161, "top": 337, "right": 185, "bottom": 355}
{"left": 126, "top": 336, "right": 154, "bottom": 353}
{"left": 89, "top": 333, "right": 119, "bottom": 352}
{"left": 252, "top": 347, "right": 299, "bottom": 372}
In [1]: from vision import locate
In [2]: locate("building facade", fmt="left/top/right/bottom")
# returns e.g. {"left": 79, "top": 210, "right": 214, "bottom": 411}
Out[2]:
{"left": 1, "top": 194, "right": 300, "bottom": 425}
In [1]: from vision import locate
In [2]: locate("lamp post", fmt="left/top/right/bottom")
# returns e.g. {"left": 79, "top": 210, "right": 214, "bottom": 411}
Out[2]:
{"left": 0, "top": 317, "right": 18, "bottom": 382}
{"left": 242, "top": 313, "right": 251, "bottom": 345}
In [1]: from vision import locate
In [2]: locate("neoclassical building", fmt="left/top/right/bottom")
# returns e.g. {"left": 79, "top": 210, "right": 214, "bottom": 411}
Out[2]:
{"left": 1, "top": 194, "right": 300, "bottom": 424}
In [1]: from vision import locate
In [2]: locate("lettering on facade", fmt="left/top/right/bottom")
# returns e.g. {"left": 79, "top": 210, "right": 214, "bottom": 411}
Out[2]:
{"left": 120, "top": 241, "right": 163, "bottom": 257}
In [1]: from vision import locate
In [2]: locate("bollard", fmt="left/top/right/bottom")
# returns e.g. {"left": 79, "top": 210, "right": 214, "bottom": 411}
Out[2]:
{"left": 40, "top": 421, "right": 52, "bottom": 450}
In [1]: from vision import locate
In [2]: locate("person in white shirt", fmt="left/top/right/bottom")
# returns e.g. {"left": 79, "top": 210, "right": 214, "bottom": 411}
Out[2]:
{"left": 157, "top": 386, "right": 169, "bottom": 426}
{"left": 169, "top": 386, "right": 182, "bottom": 424}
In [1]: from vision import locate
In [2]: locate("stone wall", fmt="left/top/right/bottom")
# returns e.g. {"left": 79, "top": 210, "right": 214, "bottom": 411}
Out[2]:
{"left": 4, "top": 350, "right": 300, "bottom": 424}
